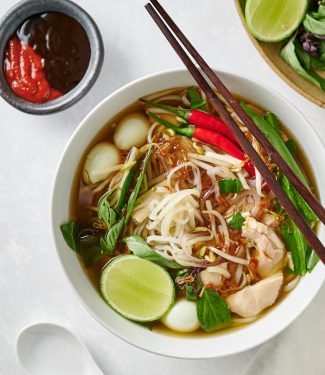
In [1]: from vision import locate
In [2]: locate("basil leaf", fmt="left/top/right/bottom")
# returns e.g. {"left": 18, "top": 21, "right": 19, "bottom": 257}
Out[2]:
{"left": 98, "top": 190, "right": 117, "bottom": 230}
{"left": 218, "top": 179, "right": 243, "bottom": 194}
{"left": 124, "top": 235, "right": 183, "bottom": 269}
{"left": 80, "top": 245, "right": 104, "bottom": 268}
{"left": 60, "top": 221, "right": 80, "bottom": 251}
{"left": 280, "top": 36, "right": 325, "bottom": 91}
{"left": 102, "top": 218, "right": 126, "bottom": 254}
{"left": 185, "top": 284, "right": 197, "bottom": 301}
{"left": 285, "top": 139, "right": 296, "bottom": 156}
{"left": 228, "top": 212, "right": 245, "bottom": 229}
{"left": 197, "top": 288, "right": 231, "bottom": 332}
{"left": 195, "top": 274, "right": 204, "bottom": 293}
{"left": 187, "top": 86, "right": 207, "bottom": 111}
{"left": 99, "top": 237, "right": 112, "bottom": 254}
{"left": 264, "top": 112, "right": 280, "bottom": 134}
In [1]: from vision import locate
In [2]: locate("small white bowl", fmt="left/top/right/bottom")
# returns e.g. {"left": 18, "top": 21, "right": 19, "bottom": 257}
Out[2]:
{"left": 51, "top": 69, "right": 325, "bottom": 359}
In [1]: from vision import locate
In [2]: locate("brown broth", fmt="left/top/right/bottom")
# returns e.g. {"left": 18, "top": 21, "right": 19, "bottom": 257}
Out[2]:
{"left": 69, "top": 87, "right": 318, "bottom": 337}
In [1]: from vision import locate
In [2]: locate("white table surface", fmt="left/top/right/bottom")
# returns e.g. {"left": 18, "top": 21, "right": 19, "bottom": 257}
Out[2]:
{"left": 1, "top": 0, "right": 325, "bottom": 374}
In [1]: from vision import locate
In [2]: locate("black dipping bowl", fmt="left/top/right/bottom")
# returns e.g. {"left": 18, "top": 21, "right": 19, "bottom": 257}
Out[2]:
{"left": 0, "top": 0, "right": 104, "bottom": 114}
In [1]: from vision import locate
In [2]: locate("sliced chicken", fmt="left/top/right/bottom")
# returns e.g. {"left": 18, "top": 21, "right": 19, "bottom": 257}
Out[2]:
{"left": 132, "top": 189, "right": 167, "bottom": 224}
{"left": 226, "top": 271, "right": 283, "bottom": 318}
{"left": 242, "top": 217, "right": 284, "bottom": 277}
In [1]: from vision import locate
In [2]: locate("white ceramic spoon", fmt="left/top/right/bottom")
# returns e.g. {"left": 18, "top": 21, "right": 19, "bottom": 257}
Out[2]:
{"left": 16, "top": 323, "right": 103, "bottom": 375}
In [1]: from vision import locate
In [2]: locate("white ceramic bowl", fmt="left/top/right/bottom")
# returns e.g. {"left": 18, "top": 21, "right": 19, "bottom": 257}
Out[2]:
{"left": 51, "top": 69, "right": 325, "bottom": 359}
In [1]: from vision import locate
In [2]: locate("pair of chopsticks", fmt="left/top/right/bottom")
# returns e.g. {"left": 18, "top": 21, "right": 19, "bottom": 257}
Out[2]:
{"left": 145, "top": 0, "right": 325, "bottom": 264}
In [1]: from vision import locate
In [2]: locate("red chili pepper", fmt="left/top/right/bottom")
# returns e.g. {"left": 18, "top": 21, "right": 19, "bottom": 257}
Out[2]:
{"left": 147, "top": 111, "right": 255, "bottom": 176}
{"left": 142, "top": 99, "right": 239, "bottom": 145}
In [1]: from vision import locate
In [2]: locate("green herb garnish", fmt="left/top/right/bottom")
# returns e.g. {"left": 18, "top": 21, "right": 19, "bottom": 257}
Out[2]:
{"left": 185, "top": 284, "right": 197, "bottom": 301}
{"left": 101, "top": 147, "right": 154, "bottom": 253}
{"left": 285, "top": 139, "right": 296, "bottom": 156}
{"left": 219, "top": 178, "right": 243, "bottom": 194}
{"left": 98, "top": 189, "right": 117, "bottom": 230}
{"left": 124, "top": 235, "right": 182, "bottom": 269}
{"left": 60, "top": 221, "right": 80, "bottom": 251}
{"left": 196, "top": 288, "right": 231, "bottom": 332}
{"left": 264, "top": 112, "right": 280, "bottom": 134}
{"left": 228, "top": 212, "right": 245, "bottom": 229}
{"left": 280, "top": 36, "right": 325, "bottom": 92}
{"left": 187, "top": 86, "right": 207, "bottom": 111}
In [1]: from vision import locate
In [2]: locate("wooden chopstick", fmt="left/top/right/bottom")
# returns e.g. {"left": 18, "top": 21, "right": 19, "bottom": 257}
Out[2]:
{"left": 145, "top": 1, "right": 325, "bottom": 264}
{"left": 149, "top": 0, "right": 325, "bottom": 227}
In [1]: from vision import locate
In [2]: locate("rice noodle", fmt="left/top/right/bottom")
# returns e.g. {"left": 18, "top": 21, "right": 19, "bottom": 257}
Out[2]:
{"left": 149, "top": 188, "right": 199, "bottom": 221}
{"left": 143, "top": 88, "right": 178, "bottom": 101}
{"left": 205, "top": 200, "right": 218, "bottom": 240}
{"left": 181, "top": 93, "right": 191, "bottom": 107}
{"left": 147, "top": 175, "right": 166, "bottom": 189}
{"left": 147, "top": 122, "right": 160, "bottom": 143}
{"left": 235, "top": 264, "right": 243, "bottom": 285}
{"left": 147, "top": 107, "right": 173, "bottom": 115}
{"left": 236, "top": 171, "right": 250, "bottom": 190}
{"left": 203, "top": 209, "right": 230, "bottom": 245}
{"left": 155, "top": 94, "right": 181, "bottom": 103}
{"left": 93, "top": 173, "right": 115, "bottom": 193}
{"left": 208, "top": 246, "right": 249, "bottom": 265}
{"left": 167, "top": 162, "right": 202, "bottom": 192}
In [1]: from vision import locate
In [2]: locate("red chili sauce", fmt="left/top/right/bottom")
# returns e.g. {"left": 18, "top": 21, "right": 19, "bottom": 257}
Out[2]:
{"left": 3, "top": 12, "right": 91, "bottom": 103}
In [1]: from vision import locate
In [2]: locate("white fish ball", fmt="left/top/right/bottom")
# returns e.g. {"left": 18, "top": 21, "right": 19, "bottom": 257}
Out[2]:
{"left": 114, "top": 112, "right": 150, "bottom": 150}
{"left": 161, "top": 299, "right": 200, "bottom": 333}
{"left": 82, "top": 142, "right": 121, "bottom": 184}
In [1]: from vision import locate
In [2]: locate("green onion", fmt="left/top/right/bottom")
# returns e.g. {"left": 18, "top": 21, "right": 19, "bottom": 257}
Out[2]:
{"left": 243, "top": 104, "right": 318, "bottom": 274}
{"left": 264, "top": 112, "right": 280, "bottom": 134}
{"left": 284, "top": 139, "right": 296, "bottom": 156}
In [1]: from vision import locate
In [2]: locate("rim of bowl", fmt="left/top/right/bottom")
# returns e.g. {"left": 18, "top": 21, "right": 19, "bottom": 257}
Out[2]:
{"left": 0, "top": 0, "right": 104, "bottom": 115}
{"left": 51, "top": 68, "right": 325, "bottom": 359}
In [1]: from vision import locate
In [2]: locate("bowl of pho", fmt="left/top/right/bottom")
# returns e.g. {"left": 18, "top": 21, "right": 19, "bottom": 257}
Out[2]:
{"left": 52, "top": 69, "right": 325, "bottom": 358}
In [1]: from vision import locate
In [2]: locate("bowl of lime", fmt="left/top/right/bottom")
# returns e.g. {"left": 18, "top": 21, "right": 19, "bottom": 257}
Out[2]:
{"left": 235, "top": 0, "right": 325, "bottom": 107}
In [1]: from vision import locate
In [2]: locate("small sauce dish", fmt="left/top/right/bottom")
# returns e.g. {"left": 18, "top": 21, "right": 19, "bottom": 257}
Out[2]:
{"left": 0, "top": 0, "right": 104, "bottom": 114}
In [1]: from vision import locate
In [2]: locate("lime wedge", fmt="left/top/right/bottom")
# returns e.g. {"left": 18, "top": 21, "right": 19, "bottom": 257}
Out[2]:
{"left": 245, "top": 0, "right": 308, "bottom": 42}
{"left": 100, "top": 255, "right": 175, "bottom": 322}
